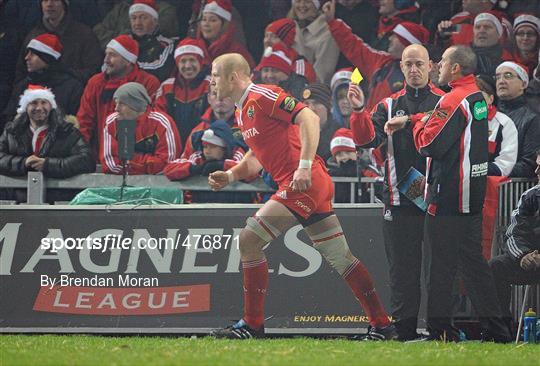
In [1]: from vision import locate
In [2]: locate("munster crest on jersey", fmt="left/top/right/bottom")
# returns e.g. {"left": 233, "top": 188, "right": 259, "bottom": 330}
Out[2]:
{"left": 247, "top": 105, "right": 255, "bottom": 118}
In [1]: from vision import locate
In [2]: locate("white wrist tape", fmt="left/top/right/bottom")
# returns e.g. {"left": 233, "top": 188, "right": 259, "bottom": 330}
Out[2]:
{"left": 226, "top": 170, "right": 235, "bottom": 183}
{"left": 298, "top": 159, "right": 312, "bottom": 169}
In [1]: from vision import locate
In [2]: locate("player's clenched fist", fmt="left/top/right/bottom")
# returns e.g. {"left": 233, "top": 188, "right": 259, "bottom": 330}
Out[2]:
{"left": 208, "top": 171, "right": 230, "bottom": 191}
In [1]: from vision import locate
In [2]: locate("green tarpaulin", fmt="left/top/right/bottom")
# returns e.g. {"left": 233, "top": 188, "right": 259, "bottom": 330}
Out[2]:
{"left": 69, "top": 187, "right": 183, "bottom": 205}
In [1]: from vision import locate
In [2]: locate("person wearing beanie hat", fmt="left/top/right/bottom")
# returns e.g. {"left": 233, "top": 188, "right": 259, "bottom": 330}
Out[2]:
{"left": 14, "top": 0, "right": 102, "bottom": 83}
{"left": 101, "top": 82, "right": 181, "bottom": 175}
{"left": 475, "top": 74, "right": 518, "bottom": 177}
{"left": 511, "top": 14, "right": 540, "bottom": 78}
{"left": 322, "top": 0, "right": 406, "bottom": 111}
{"left": 256, "top": 44, "right": 293, "bottom": 84}
{"left": 128, "top": 0, "right": 175, "bottom": 82}
{"left": 0, "top": 84, "right": 94, "bottom": 185}
{"left": 472, "top": 12, "right": 515, "bottom": 75}
{"left": 496, "top": 61, "right": 540, "bottom": 178}
{"left": 77, "top": 34, "right": 160, "bottom": 153}
{"left": 198, "top": 0, "right": 255, "bottom": 68}
{"left": 155, "top": 38, "right": 211, "bottom": 147}
{"left": 1, "top": 33, "right": 84, "bottom": 125}
{"left": 301, "top": 82, "right": 340, "bottom": 162}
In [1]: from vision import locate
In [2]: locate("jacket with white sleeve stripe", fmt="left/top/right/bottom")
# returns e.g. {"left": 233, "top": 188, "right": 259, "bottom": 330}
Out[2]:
{"left": 100, "top": 108, "right": 181, "bottom": 175}
{"left": 350, "top": 83, "right": 444, "bottom": 207}
{"left": 410, "top": 74, "right": 489, "bottom": 215}
{"left": 504, "top": 184, "right": 540, "bottom": 262}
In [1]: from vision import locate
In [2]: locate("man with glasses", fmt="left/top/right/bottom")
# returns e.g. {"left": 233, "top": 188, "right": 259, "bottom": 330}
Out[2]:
{"left": 496, "top": 61, "right": 540, "bottom": 178}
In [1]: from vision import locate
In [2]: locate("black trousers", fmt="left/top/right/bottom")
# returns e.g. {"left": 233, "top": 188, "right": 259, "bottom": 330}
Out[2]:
{"left": 489, "top": 253, "right": 540, "bottom": 320}
{"left": 425, "top": 213, "right": 510, "bottom": 340}
{"left": 382, "top": 205, "right": 425, "bottom": 339}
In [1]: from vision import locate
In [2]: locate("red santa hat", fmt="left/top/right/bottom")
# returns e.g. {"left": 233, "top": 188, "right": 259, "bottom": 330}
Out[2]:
{"left": 392, "top": 22, "right": 430, "bottom": 46}
{"left": 203, "top": 0, "right": 232, "bottom": 22}
{"left": 496, "top": 61, "right": 529, "bottom": 87}
{"left": 266, "top": 18, "right": 296, "bottom": 48}
{"left": 106, "top": 35, "right": 139, "bottom": 64}
{"left": 256, "top": 44, "right": 293, "bottom": 75}
{"left": 331, "top": 67, "right": 353, "bottom": 92}
{"left": 474, "top": 12, "right": 503, "bottom": 36}
{"left": 513, "top": 14, "right": 540, "bottom": 35}
{"left": 174, "top": 38, "right": 209, "bottom": 66}
{"left": 27, "top": 33, "right": 63, "bottom": 61}
{"left": 129, "top": 0, "right": 159, "bottom": 20}
{"left": 17, "top": 84, "right": 57, "bottom": 114}
{"left": 291, "top": 0, "right": 320, "bottom": 9}
{"left": 331, "top": 128, "right": 356, "bottom": 156}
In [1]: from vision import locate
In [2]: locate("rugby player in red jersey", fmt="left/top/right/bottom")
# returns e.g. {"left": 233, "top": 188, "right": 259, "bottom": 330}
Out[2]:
{"left": 208, "top": 53, "right": 396, "bottom": 340}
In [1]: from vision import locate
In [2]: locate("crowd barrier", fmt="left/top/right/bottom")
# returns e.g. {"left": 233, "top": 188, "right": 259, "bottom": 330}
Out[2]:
{"left": 0, "top": 172, "right": 383, "bottom": 204}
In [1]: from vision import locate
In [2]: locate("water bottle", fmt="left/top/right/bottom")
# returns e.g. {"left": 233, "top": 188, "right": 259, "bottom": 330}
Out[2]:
{"left": 523, "top": 308, "right": 537, "bottom": 343}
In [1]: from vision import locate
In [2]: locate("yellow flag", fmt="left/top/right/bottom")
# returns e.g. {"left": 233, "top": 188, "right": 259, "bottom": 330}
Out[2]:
{"left": 350, "top": 68, "right": 364, "bottom": 85}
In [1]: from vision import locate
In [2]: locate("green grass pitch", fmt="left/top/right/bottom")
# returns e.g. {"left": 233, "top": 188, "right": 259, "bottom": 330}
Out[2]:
{"left": 1, "top": 335, "right": 538, "bottom": 366}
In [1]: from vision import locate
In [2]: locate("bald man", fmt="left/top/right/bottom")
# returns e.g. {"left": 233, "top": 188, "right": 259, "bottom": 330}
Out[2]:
{"left": 347, "top": 44, "right": 445, "bottom": 341}
{"left": 208, "top": 53, "right": 397, "bottom": 340}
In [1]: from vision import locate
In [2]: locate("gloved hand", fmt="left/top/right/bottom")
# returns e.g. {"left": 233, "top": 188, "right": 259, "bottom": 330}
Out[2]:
{"left": 202, "top": 160, "right": 225, "bottom": 175}
{"left": 189, "top": 164, "right": 204, "bottom": 176}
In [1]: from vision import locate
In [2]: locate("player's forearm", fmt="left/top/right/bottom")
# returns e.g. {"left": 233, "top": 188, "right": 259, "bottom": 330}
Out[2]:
{"left": 297, "top": 109, "right": 320, "bottom": 163}
{"left": 228, "top": 150, "right": 262, "bottom": 181}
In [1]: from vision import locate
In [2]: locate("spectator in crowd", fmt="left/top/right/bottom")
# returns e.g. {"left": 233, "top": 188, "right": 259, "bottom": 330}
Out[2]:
{"left": 0, "top": 0, "right": 21, "bottom": 117}
{"left": 155, "top": 38, "right": 211, "bottom": 147}
{"left": 385, "top": 45, "right": 511, "bottom": 343}
{"left": 93, "top": 0, "right": 179, "bottom": 49}
{"left": 77, "top": 35, "right": 161, "bottom": 151}
{"left": 263, "top": 18, "right": 317, "bottom": 83}
{"left": 475, "top": 74, "right": 518, "bottom": 176}
{"left": 101, "top": 82, "right": 181, "bottom": 175}
{"left": 301, "top": 83, "right": 340, "bottom": 163}
{"left": 197, "top": 0, "right": 255, "bottom": 68}
{"left": 349, "top": 44, "right": 444, "bottom": 341}
{"left": 489, "top": 149, "right": 540, "bottom": 336}
{"left": 323, "top": 0, "right": 430, "bottom": 111}
{"left": 290, "top": 0, "right": 340, "bottom": 84}
{"left": 3, "top": 34, "right": 84, "bottom": 127}
{"left": 436, "top": 0, "right": 511, "bottom": 48}
{"left": 326, "top": 128, "right": 360, "bottom": 203}
{"left": 15, "top": 0, "right": 102, "bottom": 83}
{"left": 253, "top": 43, "right": 309, "bottom": 99}
{"left": 129, "top": 0, "right": 175, "bottom": 82}
{"left": 471, "top": 13, "right": 514, "bottom": 75}
{"left": 496, "top": 61, "right": 540, "bottom": 178}
{"left": 510, "top": 14, "right": 540, "bottom": 79}
{"left": 526, "top": 52, "right": 540, "bottom": 114}
{"left": 372, "top": 0, "right": 420, "bottom": 51}
{"left": 164, "top": 120, "right": 245, "bottom": 182}
{"left": 0, "top": 85, "right": 94, "bottom": 179}
{"left": 181, "top": 90, "right": 239, "bottom": 161}
{"left": 330, "top": 68, "right": 353, "bottom": 127}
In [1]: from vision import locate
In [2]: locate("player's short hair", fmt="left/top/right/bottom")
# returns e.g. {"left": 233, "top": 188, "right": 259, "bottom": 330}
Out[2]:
{"left": 448, "top": 45, "right": 477, "bottom": 76}
{"left": 213, "top": 53, "right": 251, "bottom": 79}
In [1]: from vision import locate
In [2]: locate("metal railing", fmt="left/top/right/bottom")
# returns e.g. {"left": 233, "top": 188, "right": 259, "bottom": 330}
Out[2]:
{"left": 0, "top": 172, "right": 383, "bottom": 205}
{"left": 494, "top": 178, "right": 539, "bottom": 324}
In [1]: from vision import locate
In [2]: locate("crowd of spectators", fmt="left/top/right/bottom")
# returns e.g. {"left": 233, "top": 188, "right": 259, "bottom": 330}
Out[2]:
{"left": 1, "top": 0, "right": 539, "bottom": 195}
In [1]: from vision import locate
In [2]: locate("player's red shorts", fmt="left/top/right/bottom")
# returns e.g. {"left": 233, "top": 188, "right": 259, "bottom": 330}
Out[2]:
{"left": 270, "top": 164, "right": 334, "bottom": 219}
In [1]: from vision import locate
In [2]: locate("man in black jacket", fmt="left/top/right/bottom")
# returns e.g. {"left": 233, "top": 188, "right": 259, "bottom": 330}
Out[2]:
{"left": 386, "top": 45, "right": 511, "bottom": 343}
{"left": 489, "top": 149, "right": 540, "bottom": 336}
{"left": 0, "top": 85, "right": 94, "bottom": 202}
{"left": 2, "top": 33, "right": 84, "bottom": 132}
{"left": 348, "top": 44, "right": 444, "bottom": 340}
{"left": 496, "top": 61, "right": 540, "bottom": 178}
